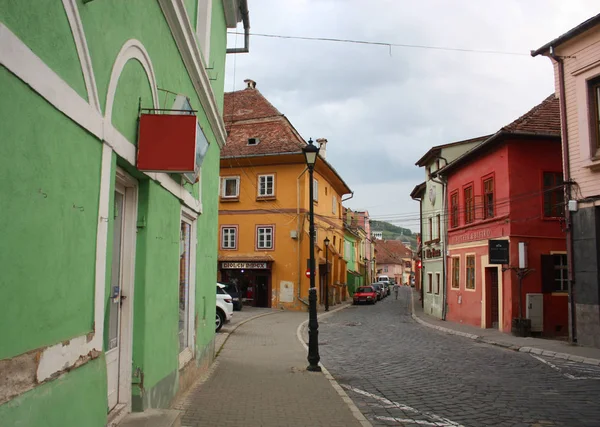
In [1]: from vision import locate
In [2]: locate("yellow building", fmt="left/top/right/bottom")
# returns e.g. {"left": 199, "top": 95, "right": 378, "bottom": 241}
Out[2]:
{"left": 218, "top": 80, "right": 352, "bottom": 310}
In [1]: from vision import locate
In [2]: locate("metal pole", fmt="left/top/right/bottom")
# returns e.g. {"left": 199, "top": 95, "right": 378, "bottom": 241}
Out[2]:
{"left": 518, "top": 269, "right": 523, "bottom": 320}
{"left": 325, "top": 242, "right": 329, "bottom": 312}
{"left": 307, "top": 166, "right": 321, "bottom": 372}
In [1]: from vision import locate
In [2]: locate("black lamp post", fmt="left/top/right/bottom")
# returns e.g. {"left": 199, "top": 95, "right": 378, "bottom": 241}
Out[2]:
{"left": 324, "top": 237, "right": 330, "bottom": 312}
{"left": 303, "top": 138, "right": 321, "bottom": 372}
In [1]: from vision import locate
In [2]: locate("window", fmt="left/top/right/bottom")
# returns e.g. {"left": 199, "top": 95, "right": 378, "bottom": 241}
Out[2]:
{"left": 541, "top": 254, "right": 568, "bottom": 292}
{"left": 221, "top": 176, "right": 240, "bottom": 199}
{"left": 247, "top": 138, "right": 260, "bottom": 146}
{"left": 427, "top": 273, "right": 433, "bottom": 293}
{"left": 466, "top": 255, "right": 475, "bottom": 290}
{"left": 256, "top": 226, "right": 274, "bottom": 250}
{"left": 384, "top": 266, "right": 388, "bottom": 273}
{"left": 435, "top": 273, "right": 440, "bottom": 294}
{"left": 332, "top": 195, "right": 338, "bottom": 215}
{"left": 313, "top": 179, "right": 319, "bottom": 202}
{"left": 543, "top": 172, "right": 564, "bottom": 218}
{"left": 196, "top": 0, "right": 213, "bottom": 63}
{"left": 464, "top": 186, "right": 474, "bottom": 224}
{"left": 450, "top": 192, "right": 459, "bottom": 228}
{"left": 436, "top": 214, "right": 441, "bottom": 240}
{"left": 590, "top": 76, "right": 600, "bottom": 153}
{"left": 221, "top": 226, "right": 237, "bottom": 250}
{"left": 428, "top": 217, "right": 433, "bottom": 241}
{"left": 258, "top": 174, "right": 275, "bottom": 197}
{"left": 452, "top": 257, "right": 460, "bottom": 289}
{"left": 483, "top": 177, "right": 494, "bottom": 219}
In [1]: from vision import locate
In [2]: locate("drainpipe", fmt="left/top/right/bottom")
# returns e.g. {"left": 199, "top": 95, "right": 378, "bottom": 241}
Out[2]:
{"left": 431, "top": 157, "right": 449, "bottom": 320}
{"left": 226, "top": 0, "right": 250, "bottom": 54}
{"left": 297, "top": 167, "right": 309, "bottom": 306}
{"left": 550, "top": 46, "right": 577, "bottom": 343}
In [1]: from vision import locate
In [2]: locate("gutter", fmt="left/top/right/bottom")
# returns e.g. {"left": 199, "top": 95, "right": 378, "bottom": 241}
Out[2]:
{"left": 430, "top": 156, "right": 449, "bottom": 320}
{"left": 549, "top": 46, "right": 577, "bottom": 343}
{"left": 226, "top": 0, "right": 250, "bottom": 54}
{"left": 297, "top": 167, "right": 310, "bottom": 306}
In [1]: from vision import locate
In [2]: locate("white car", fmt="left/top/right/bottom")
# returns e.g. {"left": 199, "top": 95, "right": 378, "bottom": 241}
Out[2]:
{"left": 216, "top": 283, "right": 234, "bottom": 332}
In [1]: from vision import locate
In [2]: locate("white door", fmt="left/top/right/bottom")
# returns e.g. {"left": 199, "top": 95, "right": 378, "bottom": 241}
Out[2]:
{"left": 106, "top": 174, "right": 137, "bottom": 412}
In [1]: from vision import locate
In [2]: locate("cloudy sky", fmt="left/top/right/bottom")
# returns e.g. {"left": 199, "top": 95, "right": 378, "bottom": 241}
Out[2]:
{"left": 224, "top": 1, "right": 598, "bottom": 232}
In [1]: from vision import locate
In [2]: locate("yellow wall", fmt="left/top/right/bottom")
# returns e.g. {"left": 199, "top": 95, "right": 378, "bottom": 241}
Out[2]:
{"left": 218, "top": 159, "right": 349, "bottom": 310}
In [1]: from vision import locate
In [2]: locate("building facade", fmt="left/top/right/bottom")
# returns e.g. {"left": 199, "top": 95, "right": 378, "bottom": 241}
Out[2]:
{"left": 0, "top": 1, "right": 248, "bottom": 425}
{"left": 532, "top": 13, "right": 600, "bottom": 347}
{"left": 218, "top": 80, "right": 352, "bottom": 311}
{"left": 414, "top": 137, "right": 487, "bottom": 318}
{"left": 440, "top": 96, "right": 567, "bottom": 336}
{"left": 353, "top": 211, "right": 376, "bottom": 283}
{"left": 375, "top": 240, "right": 413, "bottom": 285}
{"left": 344, "top": 219, "right": 363, "bottom": 295}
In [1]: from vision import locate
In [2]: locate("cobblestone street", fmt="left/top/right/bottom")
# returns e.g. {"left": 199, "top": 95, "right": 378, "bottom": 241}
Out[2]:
{"left": 318, "top": 287, "right": 600, "bottom": 427}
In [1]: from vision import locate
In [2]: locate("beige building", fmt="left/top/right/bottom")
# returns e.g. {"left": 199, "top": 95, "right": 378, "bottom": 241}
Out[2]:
{"left": 532, "top": 13, "right": 600, "bottom": 347}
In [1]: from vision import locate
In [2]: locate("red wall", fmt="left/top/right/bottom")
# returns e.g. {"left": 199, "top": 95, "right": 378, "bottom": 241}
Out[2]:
{"left": 445, "top": 138, "right": 567, "bottom": 336}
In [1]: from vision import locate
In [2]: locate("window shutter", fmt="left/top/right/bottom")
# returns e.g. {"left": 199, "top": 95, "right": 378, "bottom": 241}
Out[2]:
{"left": 541, "top": 255, "right": 554, "bottom": 293}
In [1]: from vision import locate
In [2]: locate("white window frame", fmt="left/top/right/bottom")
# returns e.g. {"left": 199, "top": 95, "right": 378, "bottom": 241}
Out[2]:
{"left": 313, "top": 179, "right": 319, "bottom": 202}
{"left": 221, "top": 176, "right": 240, "bottom": 198}
{"left": 221, "top": 226, "right": 237, "bottom": 250}
{"left": 179, "top": 207, "right": 197, "bottom": 368}
{"left": 258, "top": 174, "right": 275, "bottom": 197}
{"left": 257, "top": 226, "right": 274, "bottom": 250}
{"left": 196, "top": 0, "right": 213, "bottom": 64}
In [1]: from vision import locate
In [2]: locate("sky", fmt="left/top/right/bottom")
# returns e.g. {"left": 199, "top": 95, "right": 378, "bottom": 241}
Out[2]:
{"left": 224, "top": 0, "right": 599, "bottom": 232}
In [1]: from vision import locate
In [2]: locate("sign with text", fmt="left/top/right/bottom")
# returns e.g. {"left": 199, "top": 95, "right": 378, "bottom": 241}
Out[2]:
{"left": 488, "top": 240, "right": 509, "bottom": 264}
{"left": 221, "top": 262, "right": 268, "bottom": 270}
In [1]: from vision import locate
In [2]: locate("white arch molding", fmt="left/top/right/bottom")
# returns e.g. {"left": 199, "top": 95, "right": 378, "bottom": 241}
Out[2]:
{"left": 62, "top": 0, "right": 101, "bottom": 113}
{"left": 105, "top": 39, "right": 160, "bottom": 125}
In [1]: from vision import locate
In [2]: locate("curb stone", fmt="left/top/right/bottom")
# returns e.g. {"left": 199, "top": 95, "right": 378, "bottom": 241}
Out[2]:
{"left": 409, "top": 290, "right": 600, "bottom": 366}
{"left": 296, "top": 302, "right": 374, "bottom": 427}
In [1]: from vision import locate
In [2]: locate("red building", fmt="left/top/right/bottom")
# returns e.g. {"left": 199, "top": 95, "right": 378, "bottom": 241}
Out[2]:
{"left": 438, "top": 95, "right": 568, "bottom": 336}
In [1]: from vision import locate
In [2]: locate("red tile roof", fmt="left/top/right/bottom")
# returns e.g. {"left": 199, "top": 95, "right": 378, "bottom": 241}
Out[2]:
{"left": 224, "top": 88, "right": 282, "bottom": 122}
{"left": 375, "top": 240, "right": 412, "bottom": 264}
{"left": 501, "top": 95, "right": 561, "bottom": 136}
{"left": 222, "top": 88, "right": 306, "bottom": 157}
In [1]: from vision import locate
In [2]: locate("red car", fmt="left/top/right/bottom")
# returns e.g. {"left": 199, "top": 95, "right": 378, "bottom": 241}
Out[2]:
{"left": 353, "top": 286, "right": 378, "bottom": 305}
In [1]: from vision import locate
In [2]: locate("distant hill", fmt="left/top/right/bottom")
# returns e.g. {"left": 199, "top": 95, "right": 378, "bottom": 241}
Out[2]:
{"left": 370, "top": 220, "right": 417, "bottom": 250}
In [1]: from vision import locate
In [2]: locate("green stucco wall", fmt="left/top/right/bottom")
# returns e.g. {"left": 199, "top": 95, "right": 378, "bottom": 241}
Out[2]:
{"left": 0, "top": 1, "right": 88, "bottom": 101}
{"left": 0, "top": 358, "right": 107, "bottom": 427}
{"left": 133, "top": 181, "right": 181, "bottom": 392}
{"left": 0, "top": 67, "right": 101, "bottom": 359}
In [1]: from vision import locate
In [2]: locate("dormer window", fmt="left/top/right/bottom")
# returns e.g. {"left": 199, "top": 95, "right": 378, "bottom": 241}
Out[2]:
{"left": 247, "top": 138, "right": 260, "bottom": 146}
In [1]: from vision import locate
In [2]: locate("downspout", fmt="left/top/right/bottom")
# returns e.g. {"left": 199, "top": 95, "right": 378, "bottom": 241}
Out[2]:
{"left": 226, "top": 0, "right": 250, "bottom": 54}
{"left": 550, "top": 46, "right": 576, "bottom": 343}
{"left": 431, "top": 157, "right": 449, "bottom": 320}
{"left": 297, "top": 167, "right": 309, "bottom": 306}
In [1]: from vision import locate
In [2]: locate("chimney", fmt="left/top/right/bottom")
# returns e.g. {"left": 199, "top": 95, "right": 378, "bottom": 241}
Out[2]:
{"left": 244, "top": 79, "right": 256, "bottom": 89}
{"left": 316, "top": 138, "right": 328, "bottom": 159}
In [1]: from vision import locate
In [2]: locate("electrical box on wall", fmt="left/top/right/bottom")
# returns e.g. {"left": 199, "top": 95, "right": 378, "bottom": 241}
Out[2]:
{"left": 290, "top": 230, "right": 298, "bottom": 239}
{"left": 526, "top": 293, "right": 544, "bottom": 332}
{"left": 568, "top": 200, "right": 578, "bottom": 212}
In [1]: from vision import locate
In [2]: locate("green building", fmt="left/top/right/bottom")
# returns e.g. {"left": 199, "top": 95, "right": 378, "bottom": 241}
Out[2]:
{"left": 0, "top": 1, "right": 249, "bottom": 425}
{"left": 413, "top": 136, "right": 486, "bottom": 319}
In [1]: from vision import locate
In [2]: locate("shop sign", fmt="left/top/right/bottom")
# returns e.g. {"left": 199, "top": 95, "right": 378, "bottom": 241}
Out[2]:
{"left": 221, "top": 261, "right": 268, "bottom": 269}
{"left": 451, "top": 229, "right": 492, "bottom": 245}
{"left": 489, "top": 240, "right": 509, "bottom": 264}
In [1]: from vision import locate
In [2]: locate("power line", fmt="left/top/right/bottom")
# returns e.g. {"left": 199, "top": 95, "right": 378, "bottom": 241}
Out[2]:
{"left": 227, "top": 31, "right": 530, "bottom": 57}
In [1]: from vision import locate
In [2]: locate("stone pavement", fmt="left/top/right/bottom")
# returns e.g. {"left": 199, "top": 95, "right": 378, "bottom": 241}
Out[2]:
{"left": 173, "top": 308, "right": 369, "bottom": 427}
{"left": 410, "top": 289, "right": 600, "bottom": 365}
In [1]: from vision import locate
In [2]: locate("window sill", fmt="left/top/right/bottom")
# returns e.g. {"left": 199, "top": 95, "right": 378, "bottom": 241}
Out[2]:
{"left": 582, "top": 155, "right": 600, "bottom": 171}
{"left": 220, "top": 247, "right": 238, "bottom": 251}
{"left": 541, "top": 216, "right": 563, "bottom": 221}
{"left": 220, "top": 197, "right": 240, "bottom": 202}
{"left": 256, "top": 196, "right": 276, "bottom": 201}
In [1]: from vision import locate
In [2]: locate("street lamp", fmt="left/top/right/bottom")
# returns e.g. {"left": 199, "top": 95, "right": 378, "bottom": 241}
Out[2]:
{"left": 303, "top": 138, "right": 321, "bottom": 372}
{"left": 324, "top": 237, "right": 330, "bottom": 312}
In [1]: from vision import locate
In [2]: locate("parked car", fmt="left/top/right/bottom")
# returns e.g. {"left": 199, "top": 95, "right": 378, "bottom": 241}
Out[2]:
{"left": 353, "top": 286, "right": 378, "bottom": 305}
{"left": 216, "top": 283, "right": 234, "bottom": 332}
{"left": 371, "top": 283, "right": 383, "bottom": 300}
{"left": 220, "top": 282, "right": 242, "bottom": 311}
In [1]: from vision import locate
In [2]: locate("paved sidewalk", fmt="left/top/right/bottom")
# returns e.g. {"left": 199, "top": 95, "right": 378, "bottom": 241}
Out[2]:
{"left": 174, "top": 309, "right": 368, "bottom": 427}
{"left": 410, "top": 289, "right": 600, "bottom": 365}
